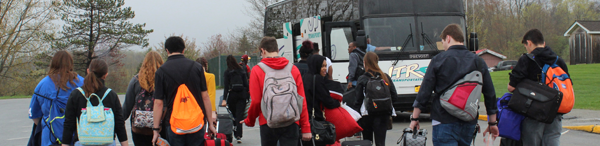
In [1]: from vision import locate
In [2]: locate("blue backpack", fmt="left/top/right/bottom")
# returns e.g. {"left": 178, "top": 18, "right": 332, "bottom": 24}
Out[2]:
{"left": 34, "top": 89, "right": 67, "bottom": 145}
{"left": 497, "top": 93, "right": 525, "bottom": 141}
{"left": 75, "top": 88, "right": 115, "bottom": 145}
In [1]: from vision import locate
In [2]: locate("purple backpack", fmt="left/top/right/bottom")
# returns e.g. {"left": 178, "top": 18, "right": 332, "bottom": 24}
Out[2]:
{"left": 497, "top": 93, "right": 525, "bottom": 141}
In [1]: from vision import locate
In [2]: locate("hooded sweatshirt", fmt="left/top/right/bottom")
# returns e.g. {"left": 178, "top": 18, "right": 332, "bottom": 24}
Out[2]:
{"left": 303, "top": 55, "right": 341, "bottom": 121}
{"left": 244, "top": 57, "right": 311, "bottom": 133}
{"left": 509, "top": 46, "right": 570, "bottom": 87}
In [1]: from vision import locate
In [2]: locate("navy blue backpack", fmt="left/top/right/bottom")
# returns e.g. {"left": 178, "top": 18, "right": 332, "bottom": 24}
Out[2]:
{"left": 497, "top": 93, "right": 526, "bottom": 141}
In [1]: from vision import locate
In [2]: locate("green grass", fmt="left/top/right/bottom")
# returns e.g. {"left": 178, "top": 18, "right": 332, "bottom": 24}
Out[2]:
{"left": 0, "top": 95, "right": 31, "bottom": 100}
{"left": 489, "top": 64, "right": 600, "bottom": 110}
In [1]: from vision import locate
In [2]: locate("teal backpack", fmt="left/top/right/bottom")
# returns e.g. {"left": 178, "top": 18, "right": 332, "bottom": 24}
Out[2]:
{"left": 75, "top": 87, "right": 115, "bottom": 145}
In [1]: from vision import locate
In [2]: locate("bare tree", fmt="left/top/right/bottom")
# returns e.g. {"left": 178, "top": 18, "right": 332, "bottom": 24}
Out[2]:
{"left": 201, "top": 34, "right": 231, "bottom": 59}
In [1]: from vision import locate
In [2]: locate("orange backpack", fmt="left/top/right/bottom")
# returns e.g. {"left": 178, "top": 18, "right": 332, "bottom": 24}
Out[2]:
{"left": 165, "top": 63, "right": 205, "bottom": 135}
{"left": 541, "top": 56, "right": 575, "bottom": 114}
{"left": 529, "top": 55, "right": 575, "bottom": 114}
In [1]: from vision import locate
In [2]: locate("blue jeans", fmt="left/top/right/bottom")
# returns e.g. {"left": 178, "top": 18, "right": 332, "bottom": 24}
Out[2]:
{"left": 167, "top": 125, "right": 205, "bottom": 146}
{"left": 432, "top": 122, "right": 476, "bottom": 146}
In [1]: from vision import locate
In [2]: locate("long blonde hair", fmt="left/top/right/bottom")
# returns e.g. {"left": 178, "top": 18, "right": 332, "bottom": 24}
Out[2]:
{"left": 138, "top": 51, "right": 164, "bottom": 92}
{"left": 364, "top": 52, "right": 390, "bottom": 84}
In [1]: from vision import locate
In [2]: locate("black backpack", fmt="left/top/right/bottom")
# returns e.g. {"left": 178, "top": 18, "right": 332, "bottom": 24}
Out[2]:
{"left": 229, "top": 69, "right": 246, "bottom": 92}
{"left": 364, "top": 74, "right": 393, "bottom": 114}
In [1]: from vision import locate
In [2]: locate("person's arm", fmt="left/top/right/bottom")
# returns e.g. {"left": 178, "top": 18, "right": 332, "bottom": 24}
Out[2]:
{"left": 62, "top": 91, "right": 80, "bottom": 145}
{"left": 315, "top": 77, "right": 340, "bottom": 109}
{"left": 412, "top": 59, "right": 437, "bottom": 111}
{"left": 207, "top": 74, "right": 217, "bottom": 112}
{"left": 122, "top": 77, "right": 138, "bottom": 120}
{"left": 201, "top": 90, "right": 217, "bottom": 134}
{"left": 29, "top": 94, "right": 42, "bottom": 125}
{"left": 347, "top": 53, "right": 359, "bottom": 88}
{"left": 246, "top": 65, "right": 251, "bottom": 79}
{"left": 244, "top": 68, "right": 261, "bottom": 127}
{"left": 152, "top": 71, "right": 165, "bottom": 144}
{"left": 222, "top": 71, "right": 230, "bottom": 104}
{"left": 385, "top": 74, "right": 398, "bottom": 102}
{"left": 481, "top": 60, "right": 499, "bottom": 138}
{"left": 354, "top": 75, "right": 367, "bottom": 110}
{"left": 110, "top": 92, "right": 128, "bottom": 143}
{"left": 508, "top": 56, "right": 529, "bottom": 92}
{"left": 293, "top": 67, "right": 312, "bottom": 141}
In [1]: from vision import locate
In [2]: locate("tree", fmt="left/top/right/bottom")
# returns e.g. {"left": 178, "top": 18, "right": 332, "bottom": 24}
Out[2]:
{"left": 51, "top": 0, "right": 153, "bottom": 74}
{"left": 153, "top": 34, "right": 203, "bottom": 61}
{"left": 201, "top": 34, "right": 231, "bottom": 59}
{"left": 0, "top": 0, "right": 58, "bottom": 95}
{"left": 237, "top": 34, "right": 255, "bottom": 55}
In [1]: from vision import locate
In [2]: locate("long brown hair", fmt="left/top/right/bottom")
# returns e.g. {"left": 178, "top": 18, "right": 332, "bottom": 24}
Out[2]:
{"left": 364, "top": 52, "right": 390, "bottom": 84}
{"left": 48, "top": 51, "right": 79, "bottom": 91}
{"left": 226, "top": 55, "right": 242, "bottom": 70}
{"left": 138, "top": 51, "right": 164, "bottom": 92}
{"left": 196, "top": 57, "right": 208, "bottom": 72}
{"left": 82, "top": 59, "right": 108, "bottom": 96}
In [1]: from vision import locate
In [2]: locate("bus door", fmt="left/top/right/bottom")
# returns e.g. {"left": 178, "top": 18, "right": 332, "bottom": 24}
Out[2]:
{"left": 323, "top": 22, "right": 357, "bottom": 83}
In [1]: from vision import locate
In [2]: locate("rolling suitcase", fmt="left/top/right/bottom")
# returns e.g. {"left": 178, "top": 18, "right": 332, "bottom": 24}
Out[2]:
{"left": 204, "top": 121, "right": 232, "bottom": 146}
{"left": 216, "top": 101, "right": 234, "bottom": 142}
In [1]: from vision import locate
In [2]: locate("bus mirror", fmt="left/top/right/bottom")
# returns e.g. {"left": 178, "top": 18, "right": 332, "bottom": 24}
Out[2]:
{"left": 469, "top": 32, "right": 479, "bottom": 52}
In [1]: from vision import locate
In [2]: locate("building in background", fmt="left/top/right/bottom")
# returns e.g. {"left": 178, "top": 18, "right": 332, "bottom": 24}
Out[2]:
{"left": 476, "top": 49, "right": 507, "bottom": 68}
{"left": 564, "top": 20, "right": 600, "bottom": 65}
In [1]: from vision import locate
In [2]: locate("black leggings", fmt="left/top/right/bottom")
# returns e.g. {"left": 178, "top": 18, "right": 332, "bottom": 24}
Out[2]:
{"left": 360, "top": 115, "right": 391, "bottom": 146}
{"left": 131, "top": 131, "right": 153, "bottom": 146}
{"left": 227, "top": 92, "right": 247, "bottom": 139}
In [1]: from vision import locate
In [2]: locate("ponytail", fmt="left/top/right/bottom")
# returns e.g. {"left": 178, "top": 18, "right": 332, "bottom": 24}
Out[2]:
{"left": 81, "top": 59, "right": 108, "bottom": 97}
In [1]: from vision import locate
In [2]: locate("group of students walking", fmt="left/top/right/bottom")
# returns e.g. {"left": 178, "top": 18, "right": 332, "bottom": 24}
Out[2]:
{"left": 26, "top": 23, "right": 572, "bottom": 146}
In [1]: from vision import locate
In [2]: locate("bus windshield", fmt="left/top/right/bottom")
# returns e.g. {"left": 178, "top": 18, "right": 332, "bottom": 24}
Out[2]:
{"left": 363, "top": 16, "right": 465, "bottom": 53}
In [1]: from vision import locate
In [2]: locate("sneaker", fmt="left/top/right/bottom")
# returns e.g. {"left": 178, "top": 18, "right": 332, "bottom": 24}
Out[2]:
{"left": 236, "top": 139, "right": 242, "bottom": 144}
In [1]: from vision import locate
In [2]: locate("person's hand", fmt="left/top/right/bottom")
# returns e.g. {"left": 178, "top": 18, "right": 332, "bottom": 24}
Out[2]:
{"left": 221, "top": 100, "right": 227, "bottom": 107}
{"left": 347, "top": 82, "right": 353, "bottom": 89}
{"left": 409, "top": 120, "right": 420, "bottom": 131}
{"left": 508, "top": 84, "right": 515, "bottom": 92}
{"left": 483, "top": 125, "right": 499, "bottom": 140}
{"left": 120, "top": 141, "right": 129, "bottom": 146}
{"left": 152, "top": 130, "right": 160, "bottom": 145}
{"left": 301, "top": 133, "right": 312, "bottom": 141}
{"left": 207, "top": 123, "right": 217, "bottom": 135}
{"left": 239, "top": 120, "right": 244, "bottom": 124}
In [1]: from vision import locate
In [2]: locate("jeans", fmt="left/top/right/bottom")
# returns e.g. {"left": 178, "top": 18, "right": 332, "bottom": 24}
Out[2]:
{"left": 521, "top": 115, "right": 562, "bottom": 146}
{"left": 432, "top": 122, "right": 477, "bottom": 146}
{"left": 260, "top": 123, "right": 299, "bottom": 146}
{"left": 167, "top": 125, "right": 205, "bottom": 146}
{"left": 361, "top": 115, "right": 390, "bottom": 146}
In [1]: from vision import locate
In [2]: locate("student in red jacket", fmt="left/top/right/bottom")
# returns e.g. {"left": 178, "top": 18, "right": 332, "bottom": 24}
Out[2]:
{"left": 242, "top": 37, "right": 311, "bottom": 146}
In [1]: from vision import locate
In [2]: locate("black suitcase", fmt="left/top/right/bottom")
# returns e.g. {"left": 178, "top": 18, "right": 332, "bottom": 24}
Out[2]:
{"left": 217, "top": 104, "right": 234, "bottom": 142}
{"left": 508, "top": 79, "right": 562, "bottom": 124}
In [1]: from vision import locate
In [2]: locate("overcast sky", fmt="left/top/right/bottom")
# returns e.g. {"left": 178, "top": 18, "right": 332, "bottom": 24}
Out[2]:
{"left": 123, "top": 0, "right": 253, "bottom": 51}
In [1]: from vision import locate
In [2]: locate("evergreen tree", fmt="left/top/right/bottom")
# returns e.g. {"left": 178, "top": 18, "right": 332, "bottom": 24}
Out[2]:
{"left": 51, "top": 0, "right": 153, "bottom": 74}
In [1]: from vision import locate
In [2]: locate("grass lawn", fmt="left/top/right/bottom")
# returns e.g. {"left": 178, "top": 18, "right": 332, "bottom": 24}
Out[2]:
{"left": 0, "top": 95, "right": 31, "bottom": 100}
{"left": 489, "top": 63, "right": 600, "bottom": 110}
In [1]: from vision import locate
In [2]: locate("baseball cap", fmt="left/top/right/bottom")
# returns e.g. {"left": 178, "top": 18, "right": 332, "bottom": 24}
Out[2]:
{"left": 242, "top": 55, "right": 250, "bottom": 60}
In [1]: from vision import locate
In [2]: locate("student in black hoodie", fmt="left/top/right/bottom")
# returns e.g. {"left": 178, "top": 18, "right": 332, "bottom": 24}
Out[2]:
{"left": 62, "top": 59, "right": 128, "bottom": 146}
{"left": 222, "top": 55, "right": 249, "bottom": 143}
{"left": 354, "top": 52, "right": 397, "bottom": 146}
{"left": 508, "top": 29, "right": 570, "bottom": 146}
{"left": 295, "top": 41, "right": 313, "bottom": 76}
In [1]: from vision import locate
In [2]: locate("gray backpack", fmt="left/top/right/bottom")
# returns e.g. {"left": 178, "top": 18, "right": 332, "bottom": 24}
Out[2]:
{"left": 439, "top": 70, "right": 483, "bottom": 121}
{"left": 257, "top": 62, "right": 303, "bottom": 128}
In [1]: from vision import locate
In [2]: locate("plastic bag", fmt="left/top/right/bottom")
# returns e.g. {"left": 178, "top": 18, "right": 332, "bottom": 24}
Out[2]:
{"left": 341, "top": 103, "right": 361, "bottom": 121}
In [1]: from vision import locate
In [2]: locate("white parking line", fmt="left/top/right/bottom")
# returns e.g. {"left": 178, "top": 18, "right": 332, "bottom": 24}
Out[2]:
{"left": 561, "top": 130, "right": 570, "bottom": 135}
{"left": 7, "top": 137, "right": 29, "bottom": 140}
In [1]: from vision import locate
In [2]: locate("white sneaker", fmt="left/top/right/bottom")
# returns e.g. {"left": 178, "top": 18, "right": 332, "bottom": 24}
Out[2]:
{"left": 236, "top": 139, "right": 242, "bottom": 144}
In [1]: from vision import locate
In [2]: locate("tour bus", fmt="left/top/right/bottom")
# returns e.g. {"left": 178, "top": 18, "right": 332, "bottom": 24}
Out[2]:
{"left": 264, "top": 0, "right": 479, "bottom": 111}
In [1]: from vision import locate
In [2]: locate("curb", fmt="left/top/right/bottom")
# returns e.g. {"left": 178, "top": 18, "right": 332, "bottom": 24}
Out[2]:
{"left": 478, "top": 115, "right": 600, "bottom": 134}
{"left": 563, "top": 125, "right": 600, "bottom": 134}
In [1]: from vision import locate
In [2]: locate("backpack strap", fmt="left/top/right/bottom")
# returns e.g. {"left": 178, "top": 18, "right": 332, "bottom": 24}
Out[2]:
{"left": 98, "top": 88, "right": 112, "bottom": 106}
{"left": 525, "top": 54, "right": 542, "bottom": 70}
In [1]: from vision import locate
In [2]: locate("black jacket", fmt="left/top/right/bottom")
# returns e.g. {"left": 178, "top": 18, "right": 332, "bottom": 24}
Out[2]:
{"left": 509, "top": 46, "right": 570, "bottom": 87}
{"left": 303, "top": 55, "right": 340, "bottom": 121}
{"left": 223, "top": 68, "right": 249, "bottom": 101}
{"left": 63, "top": 83, "right": 127, "bottom": 143}
{"left": 413, "top": 45, "right": 497, "bottom": 124}
{"left": 355, "top": 71, "right": 398, "bottom": 115}
{"left": 294, "top": 60, "right": 309, "bottom": 76}
{"left": 154, "top": 55, "right": 208, "bottom": 125}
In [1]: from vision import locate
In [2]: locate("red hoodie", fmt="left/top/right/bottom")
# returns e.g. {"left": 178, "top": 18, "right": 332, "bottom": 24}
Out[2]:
{"left": 243, "top": 57, "right": 311, "bottom": 133}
